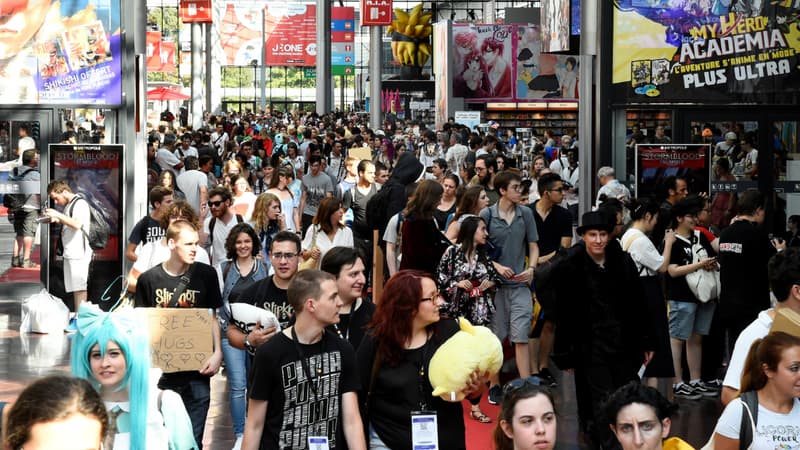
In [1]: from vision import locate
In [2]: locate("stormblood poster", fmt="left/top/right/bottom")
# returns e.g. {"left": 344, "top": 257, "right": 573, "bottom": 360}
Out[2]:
{"left": 612, "top": 1, "right": 800, "bottom": 104}
{"left": 635, "top": 143, "right": 710, "bottom": 199}
{"left": 0, "top": 0, "right": 122, "bottom": 105}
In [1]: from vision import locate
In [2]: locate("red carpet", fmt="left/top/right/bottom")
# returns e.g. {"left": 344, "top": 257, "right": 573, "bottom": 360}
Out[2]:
{"left": 0, "top": 247, "right": 41, "bottom": 283}
{"left": 464, "top": 396, "right": 500, "bottom": 450}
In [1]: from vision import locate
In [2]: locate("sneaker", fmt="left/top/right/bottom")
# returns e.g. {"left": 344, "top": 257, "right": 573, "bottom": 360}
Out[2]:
{"left": 673, "top": 382, "right": 702, "bottom": 400}
{"left": 64, "top": 317, "right": 77, "bottom": 334}
{"left": 538, "top": 368, "right": 558, "bottom": 387}
{"left": 487, "top": 384, "right": 503, "bottom": 405}
{"left": 11, "top": 256, "right": 21, "bottom": 268}
{"left": 691, "top": 380, "right": 719, "bottom": 397}
{"left": 232, "top": 435, "right": 243, "bottom": 450}
{"left": 703, "top": 379, "right": 723, "bottom": 391}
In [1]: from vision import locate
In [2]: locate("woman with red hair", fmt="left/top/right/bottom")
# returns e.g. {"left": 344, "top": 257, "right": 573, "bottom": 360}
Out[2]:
{"left": 356, "top": 270, "right": 488, "bottom": 450}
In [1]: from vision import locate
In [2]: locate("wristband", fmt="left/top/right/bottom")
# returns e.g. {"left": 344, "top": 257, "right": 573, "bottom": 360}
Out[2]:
{"left": 244, "top": 332, "right": 256, "bottom": 356}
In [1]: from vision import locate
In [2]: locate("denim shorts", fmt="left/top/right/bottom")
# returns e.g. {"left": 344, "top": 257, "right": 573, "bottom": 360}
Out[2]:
{"left": 667, "top": 300, "right": 716, "bottom": 340}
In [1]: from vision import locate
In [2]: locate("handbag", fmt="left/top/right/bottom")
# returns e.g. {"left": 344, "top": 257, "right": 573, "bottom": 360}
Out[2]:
{"left": 299, "top": 225, "right": 319, "bottom": 271}
{"left": 684, "top": 230, "right": 721, "bottom": 303}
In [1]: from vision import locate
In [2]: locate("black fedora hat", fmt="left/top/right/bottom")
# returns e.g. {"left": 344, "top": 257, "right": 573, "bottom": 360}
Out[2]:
{"left": 577, "top": 211, "right": 614, "bottom": 235}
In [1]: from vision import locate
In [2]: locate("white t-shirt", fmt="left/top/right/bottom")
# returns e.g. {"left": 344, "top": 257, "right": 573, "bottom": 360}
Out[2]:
{"left": 133, "top": 239, "right": 210, "bottom": 275}
{"left": 301, "top": 224, "right": 354, "bottom": 269}
{"left": 176, "top": 170, "right": 208, "bottom": 216}
{"left": 62, "top": 196, "right": 93, "bottom": 260}
{"left": 203, "top": 213, "right": 242, "bottom": 264}
{"left": 156, "top": 148, "right": 184, "bottom": 174}
{"left": 722, "top": 309, "right": 773, "bottom": 391}
{"left": 621, "top": 228, "right": 663, "bottom": 276}
{"left": 714, "top": 397, "right": 800, "bottom": 450}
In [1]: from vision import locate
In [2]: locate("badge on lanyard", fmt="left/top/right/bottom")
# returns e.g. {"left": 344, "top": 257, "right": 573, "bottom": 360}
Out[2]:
{"left": 308, "top": 436, "right": 330, "bottom": 450}
{"left": 411, "top": 411, "right": 439, "bottom": 450}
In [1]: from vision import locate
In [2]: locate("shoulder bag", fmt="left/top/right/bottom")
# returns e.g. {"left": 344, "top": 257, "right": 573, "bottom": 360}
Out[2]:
{"left": 685, "top": 230, "right": 721, "bottom": 303}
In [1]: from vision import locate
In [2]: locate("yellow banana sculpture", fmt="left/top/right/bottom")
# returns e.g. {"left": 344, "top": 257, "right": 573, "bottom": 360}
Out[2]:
{"left": 386, "top": 3, "right": 433, "bottom": 68}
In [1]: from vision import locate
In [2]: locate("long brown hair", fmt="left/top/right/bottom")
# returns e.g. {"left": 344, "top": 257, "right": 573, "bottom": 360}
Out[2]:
{"left": 313, "top": 196, "right": 343, "bottom": 235}
{"left": 493, "top": 384, "right": 557, "bottom": 450}
{"left": 740, "top": 331, "right": 800, "bottom": 393}
{"left": 403, "top": 179, "right": 444, "bottom": 220}
{"left": 368, "top": 270, "right": 431, "bottom": 365}
{"left": 452, "top": 186, "right": 485, "bottom": 222}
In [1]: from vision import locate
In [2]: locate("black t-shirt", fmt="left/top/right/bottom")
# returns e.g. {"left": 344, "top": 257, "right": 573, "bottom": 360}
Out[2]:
{"left": 718, "top": 220, "right": 776, "bottom": 314}
{"left": 134, "top": 262, "right": 222, "bottom": 383}
{"left": 249, "top": 329, "right": 360, "bottom": 450}
{"left": 531, "top": 201, "right": 572, "bottom": 256}
{"left": 238, "top": 277, "right": 293, "bottom": 329}
{"left": 128, "top": 215, "right": 164, "bottom": 246}
{"left": 433, "top": 203, "right": 456, "bottom": 232}
{"left": 325, "top": 299, "right": 376, "bottom": 351}
{"left": 356, "top": 319, "right": 464, "bottom": 450}
{"left": 665, "top": 231, "right": 714, "bottom": 303}
{"left": 343, "top": 184, "right": 377, "bottom": 239}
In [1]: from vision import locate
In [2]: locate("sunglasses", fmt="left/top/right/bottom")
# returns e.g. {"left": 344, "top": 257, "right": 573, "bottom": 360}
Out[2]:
{"left": 207, "top": 200, "right": 225, "bottom": 208}
{"left": 502, "top": 376, "right": 543, "bottom": 401}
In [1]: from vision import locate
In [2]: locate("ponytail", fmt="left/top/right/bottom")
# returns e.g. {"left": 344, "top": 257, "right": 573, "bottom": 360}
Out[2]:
{"left": 740, "top": 338, "right": 767, "bottom": 393}
{"left": 740, "top": 332, "right": 800, "bottom": 394}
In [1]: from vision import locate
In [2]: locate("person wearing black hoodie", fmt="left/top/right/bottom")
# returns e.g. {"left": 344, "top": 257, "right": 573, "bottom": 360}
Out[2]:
{"left": 369, "top": 151, "right": 424, "bottom": 238}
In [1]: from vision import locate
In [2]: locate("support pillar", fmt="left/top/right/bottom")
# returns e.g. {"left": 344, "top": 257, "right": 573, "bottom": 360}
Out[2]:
{"left": 316, "top": 0, "right": 332, "bottom": 114}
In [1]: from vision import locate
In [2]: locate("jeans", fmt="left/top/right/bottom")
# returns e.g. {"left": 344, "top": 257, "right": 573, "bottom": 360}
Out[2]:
{"left": 221, "top": 335, "right": 249, "bottom": 436}
{"left": 159, "top": 375, "right": 210, "bottom": 446}
{"left": 368, "top": 423, "right": 391, "bottom": 450}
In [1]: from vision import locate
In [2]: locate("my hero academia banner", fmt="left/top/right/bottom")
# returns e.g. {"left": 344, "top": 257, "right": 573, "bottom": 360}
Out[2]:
{"left": 612, "top": 1, "right": 800, "bottom": 104}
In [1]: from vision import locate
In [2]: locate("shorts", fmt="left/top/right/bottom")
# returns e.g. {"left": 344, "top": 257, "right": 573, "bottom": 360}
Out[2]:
{"left": 492, "top": 285, "right": 533, "bottom": 343}
{"left": 64, "top": 257, "right": 92, "bottom": 293}
{"left": 13, "top": 209, "right": 38, "bottom": 237}
{"left": 667, "top": 300, "right": 716, "bottom": 340}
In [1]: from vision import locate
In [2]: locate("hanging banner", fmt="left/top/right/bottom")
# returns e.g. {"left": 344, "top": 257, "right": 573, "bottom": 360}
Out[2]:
{"left": 516, "top": 24, "right": 579, "bottom": 100}
{"left": 180, "top": 0, "right": 213, "bottom": 24}
{"left": 0, "top": 0, "right": 122, "bottom": 105}
{"left": 635, "top": 143, "right": 711, "bottom": 199}
{"left": 331, "top": 7, "right": 355, "bottom": 75}
{"left": 264, "top": 3, "right": 317, "bottom": 66}
{"left": 612, "top": 2, "right": 800, "bottom": 104}
{"left": 146, "top": 31, "right": 163, "bottom": 72}
{"left": 220, "top": 3, "right": 265, "bottom": 66}
{"left": 540, "top": 0, "right": 570, "bottom": 52}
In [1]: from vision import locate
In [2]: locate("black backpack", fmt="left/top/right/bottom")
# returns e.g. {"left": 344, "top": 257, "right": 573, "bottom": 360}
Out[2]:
{"left": 67, "top": 194, "right": 110, "bottom": 251}
{"left": 3, "top": 167, "right": 37, "bottom": 211}
{"left": 365, "top": 184, "right": 396, "bottom": 236}
{"left": 208, "top": 214, "right": 244, "bottom": 245}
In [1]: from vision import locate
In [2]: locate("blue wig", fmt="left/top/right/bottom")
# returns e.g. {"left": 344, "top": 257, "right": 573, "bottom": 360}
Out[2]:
{"left": 70, "top": 304, "right": 150, "bottom": 450}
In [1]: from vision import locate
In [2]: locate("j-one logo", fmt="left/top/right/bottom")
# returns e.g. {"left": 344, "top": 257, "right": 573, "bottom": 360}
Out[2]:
{"left": 272, "top": 43, "right": 303, "bottom": 53}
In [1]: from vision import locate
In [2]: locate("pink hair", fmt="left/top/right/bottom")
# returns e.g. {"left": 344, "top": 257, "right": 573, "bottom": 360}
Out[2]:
{"left": 455, "top": 30, "right": 478, "bottom": 49}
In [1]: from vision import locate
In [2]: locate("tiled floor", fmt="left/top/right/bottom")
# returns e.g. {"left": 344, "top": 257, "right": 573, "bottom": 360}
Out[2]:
{"left": 0, "top": 223, "right": 722, "bottom": 449}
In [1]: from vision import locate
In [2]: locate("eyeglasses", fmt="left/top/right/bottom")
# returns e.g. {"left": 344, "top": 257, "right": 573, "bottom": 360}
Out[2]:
{"left": 548, "top": 187, "right": 564, "bottom": 193}
{"left": 271, "top": 252, "right": 298, "bottom": 260}
{"left": 207, "top": 200, "right": 224, "bottom": 208}
{"left": 475, "top": 167, "right": 487, "bottom": 172}
{"left": 420, "top": 291, "right": 442, "bottom": 303}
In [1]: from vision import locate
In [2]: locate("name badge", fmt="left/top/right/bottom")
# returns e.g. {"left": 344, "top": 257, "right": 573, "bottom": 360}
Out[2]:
{"left": 308, "top": 436, "right": 330, "bottom": 450}
{"left": 410, "top": 411, "right": 439, "bottom": 450}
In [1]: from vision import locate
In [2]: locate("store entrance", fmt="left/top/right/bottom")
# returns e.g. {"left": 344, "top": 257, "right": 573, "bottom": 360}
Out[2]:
{"left": 682, "top": 112, "right": 798, "bottom": 238}
{"left": 0, "top": 110, "right": 54, "bottom": 285}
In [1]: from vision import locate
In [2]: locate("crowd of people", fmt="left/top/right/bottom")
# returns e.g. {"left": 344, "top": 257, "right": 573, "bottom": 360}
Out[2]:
{"left": 2, "top": 109, "right": 799, "bottom": 450}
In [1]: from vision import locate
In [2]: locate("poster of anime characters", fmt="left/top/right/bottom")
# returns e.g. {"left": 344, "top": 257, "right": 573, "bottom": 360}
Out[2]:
{"left": 516, "top": 24, "right": 579, "bottom": 99}
{"left": 0, "top": 0, "right": 122, "bottom": 105}
{"left": 452, "top": 24, "right": 515, "bottom": 100}
{"left": 612, "top": 0, "right": 800, "bottom": 104}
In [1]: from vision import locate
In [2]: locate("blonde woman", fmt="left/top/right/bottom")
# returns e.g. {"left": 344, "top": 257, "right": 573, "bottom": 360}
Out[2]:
{"left": 250, "top": 192, "right": 287, "bottom": 261}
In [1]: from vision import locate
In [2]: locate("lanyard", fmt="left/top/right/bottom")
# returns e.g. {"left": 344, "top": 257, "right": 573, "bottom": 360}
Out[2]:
{"left": 333, "top": 298, "right": 360, "bottom": 342}
{"left": 291, "top": 326, "right": 324, "bottom": 401}
{"left": 416, "top": 333, "right": 431, "bottom": 411}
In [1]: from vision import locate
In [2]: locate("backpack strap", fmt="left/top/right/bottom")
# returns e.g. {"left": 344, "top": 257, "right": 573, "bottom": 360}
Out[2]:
{"left": 168, "top": 263, "right": 196, "bottom": 308}
{"left": 739, "top": 391, "right": 758, "bottom": 450}
{"left": 208, "top": 217, "right": 217, "bottom": 244}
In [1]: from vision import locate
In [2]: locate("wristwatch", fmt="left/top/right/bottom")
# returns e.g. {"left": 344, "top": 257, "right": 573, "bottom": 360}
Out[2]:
{"left": 244, "top": 333, "right": 256, "bottom": 356}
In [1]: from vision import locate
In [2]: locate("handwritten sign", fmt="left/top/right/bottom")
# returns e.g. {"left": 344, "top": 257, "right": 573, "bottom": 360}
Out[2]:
{"left": 137, "top": 308, "right": 214, "bottom": 373}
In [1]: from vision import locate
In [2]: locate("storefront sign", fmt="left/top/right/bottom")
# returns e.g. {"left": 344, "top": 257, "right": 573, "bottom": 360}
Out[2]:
{"left": 361, "top": 0, "right": 393, "bottom": 26}
{"left": 454, "top": 111, "right": 481, "bottom": 130}
{"left": 635, "top": 144, "right": 711, "bottom": 199}
{"left": 0, "top": 0, "right": 122, "bottom": 104}
{"left": 612, "top": 2, "right": 800, "bottom": 104}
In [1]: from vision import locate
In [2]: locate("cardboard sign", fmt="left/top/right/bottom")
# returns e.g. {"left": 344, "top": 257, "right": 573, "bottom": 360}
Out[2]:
{"left": 771, "top": 308, "right": 800, "bottom": 337}
{"left": 137, "top": 308, "right": 214, "bottom": 373}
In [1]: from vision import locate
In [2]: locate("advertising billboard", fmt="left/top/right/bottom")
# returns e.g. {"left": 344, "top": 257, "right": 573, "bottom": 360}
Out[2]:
{"left": 264, "top": 3, "right": 317, "bottom": 66}
{"left": 220, "top": 3, "right": 265, "bottom": 66}
{"left": 635, "top": 143, "right": 711, "bottom": 199}
{"left": 612, "top": 1, "right": 800, "bottom": 104}
{"left": 0, "top": 0, "right": 122, "bottom": 105}
{"left": 541, "top": 0, "right": 571, "bottom": 52}
{"left": 452, "top": 23, "right": 579, "bottom": 102}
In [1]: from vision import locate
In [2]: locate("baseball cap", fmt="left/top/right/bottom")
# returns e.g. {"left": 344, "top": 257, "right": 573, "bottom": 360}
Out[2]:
{"left": 724, "top": 131, "right": 737, "bottom": 141}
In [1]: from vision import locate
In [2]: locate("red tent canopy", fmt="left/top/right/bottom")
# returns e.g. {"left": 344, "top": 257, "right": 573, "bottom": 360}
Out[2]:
{"left": 147, "top": 87, "right": 190, "bottom": 101}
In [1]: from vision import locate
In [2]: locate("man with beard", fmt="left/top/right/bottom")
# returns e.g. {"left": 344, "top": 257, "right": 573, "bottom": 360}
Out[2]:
{"left": 474, "top": 154, "right": 499, "bottom": 205}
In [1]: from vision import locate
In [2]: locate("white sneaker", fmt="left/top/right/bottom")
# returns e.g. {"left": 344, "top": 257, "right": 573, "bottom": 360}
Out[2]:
{"left": 232, "top": 435, "right": 243, "bottom": 450}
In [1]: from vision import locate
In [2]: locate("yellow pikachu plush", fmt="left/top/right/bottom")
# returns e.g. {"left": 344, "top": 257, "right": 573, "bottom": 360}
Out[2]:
{"left": 429, "top": 317, "right": 503, "bottom": 401}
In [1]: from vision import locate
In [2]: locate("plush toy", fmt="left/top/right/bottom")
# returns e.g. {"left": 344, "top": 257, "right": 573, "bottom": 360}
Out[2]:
{"left": 229, "top": 303, "right": 281, "bottom": 334}
{"left": 429, "top": 317, "right": 503, "bottom": 401}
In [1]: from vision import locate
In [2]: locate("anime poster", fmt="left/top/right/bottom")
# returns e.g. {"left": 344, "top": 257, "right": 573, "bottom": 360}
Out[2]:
{"left": 612, "top": 0, "right": 800, "bottom": 104}
{"left": 541, "top": 0, "right": 571, "bottom": 52}
{"left": 0, "top": 0, "right": 122, "bottom": 105}
{"left": 452, "top": 24, "right": 516, "bottom": 100}
{"left": 50, "top": 144, "right": 121, "bottom": 262}
{"left": 635, "top": 143, "right": 710, "bottom": 199}
{"left": 516, "top": 25, "right": 579, "bottom": 99}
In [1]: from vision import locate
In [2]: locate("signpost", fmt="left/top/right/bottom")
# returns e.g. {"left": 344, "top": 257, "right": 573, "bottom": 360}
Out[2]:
{"left": 331, "top": 7, "right": 355, "bottom": 78}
